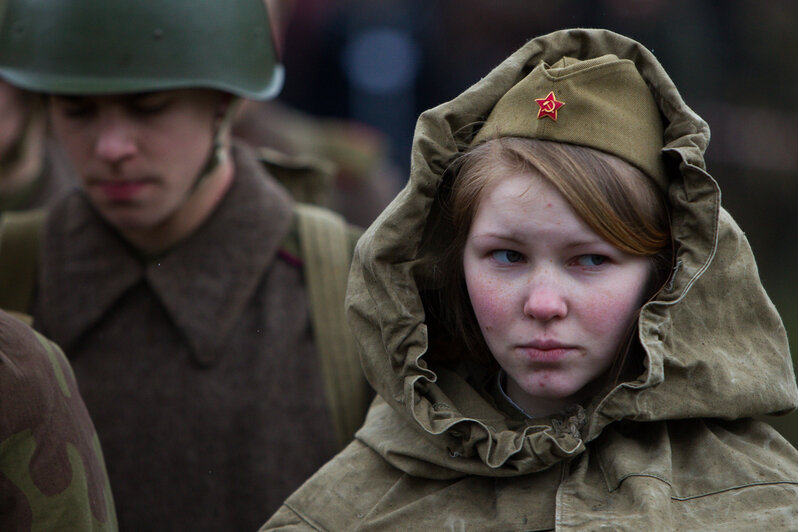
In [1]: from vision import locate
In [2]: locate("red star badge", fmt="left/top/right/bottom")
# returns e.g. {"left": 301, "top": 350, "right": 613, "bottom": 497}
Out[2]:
{"left": 535, "top": 91, "right": 564, "bottom": 121}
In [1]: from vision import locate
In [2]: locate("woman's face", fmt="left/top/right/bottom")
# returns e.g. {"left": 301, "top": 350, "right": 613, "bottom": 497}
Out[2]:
{"left": 462, "top": 169, "right": 651, "bottom": 417}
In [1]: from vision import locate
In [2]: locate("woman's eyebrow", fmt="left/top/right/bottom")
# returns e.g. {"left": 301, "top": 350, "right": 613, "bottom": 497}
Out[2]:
{"left": 562, "top": 238, "right": 609, "bottom": 249}
{"left": 470, "top": 231, "right": 525, "bottom": 244}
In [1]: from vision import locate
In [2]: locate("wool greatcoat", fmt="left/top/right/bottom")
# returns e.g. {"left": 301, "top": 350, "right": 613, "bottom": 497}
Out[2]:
{"left": 31, "top": 142, "right": 342, "bottom": 531}
{"left": 262, "top": 29, "right": 798, "bottom": 531}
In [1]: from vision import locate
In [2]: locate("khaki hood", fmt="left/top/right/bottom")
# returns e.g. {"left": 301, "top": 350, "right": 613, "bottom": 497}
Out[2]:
{"left": 345, "top": 28, "right": 797, "bottom": 480}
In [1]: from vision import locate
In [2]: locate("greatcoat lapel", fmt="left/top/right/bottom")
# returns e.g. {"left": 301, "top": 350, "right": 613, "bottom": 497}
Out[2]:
{"left": 37, "top": 190, "right": 143, "bottom": 351}
{"left": 37, "top": 143, "right": 295, "bottom": 364}
{"left": 146, "top": 145, "right": 294, "bottom": 365}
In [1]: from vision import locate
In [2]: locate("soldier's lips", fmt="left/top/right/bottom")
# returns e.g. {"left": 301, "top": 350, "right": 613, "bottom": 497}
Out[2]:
{"left": 92, "top": 180, "right": 154, "bottom": 201}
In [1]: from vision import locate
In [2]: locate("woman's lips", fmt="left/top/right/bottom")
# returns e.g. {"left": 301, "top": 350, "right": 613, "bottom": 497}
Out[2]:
{"left": 517, "top": 343, "right": 575, "bottom": 363}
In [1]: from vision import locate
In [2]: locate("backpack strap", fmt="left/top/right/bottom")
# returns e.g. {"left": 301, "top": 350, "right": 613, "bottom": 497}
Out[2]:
{"left": 0, "top": 208, "right": 46, "bottom": 315}
{"left": 294, "top": 203, "right": 370, "bottom": 449}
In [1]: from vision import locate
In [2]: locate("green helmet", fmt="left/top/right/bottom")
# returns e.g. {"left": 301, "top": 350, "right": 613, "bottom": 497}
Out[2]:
{"left": 0, "top": 0, "right": 283, "bottom": 99}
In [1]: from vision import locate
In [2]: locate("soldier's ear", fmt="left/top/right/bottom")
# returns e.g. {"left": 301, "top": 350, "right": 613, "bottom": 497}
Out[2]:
{"left": 214, "top": 93, "right": 235, "bottom": 119}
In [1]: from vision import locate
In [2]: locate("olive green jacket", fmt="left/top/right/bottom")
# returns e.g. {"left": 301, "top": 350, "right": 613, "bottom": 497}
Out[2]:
{"left": 262, "top": 28, "right": 798, "bottom": 531}
{"left": 0, "top": 311, "right": 116, "bottom": 531}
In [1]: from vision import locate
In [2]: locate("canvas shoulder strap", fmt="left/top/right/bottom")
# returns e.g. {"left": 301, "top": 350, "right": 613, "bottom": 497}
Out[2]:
{"left": 294, "top": 203, "right": 370, "bottom": 449}
{"left": 0, "top": 208, "right": 46, "bottom": 317}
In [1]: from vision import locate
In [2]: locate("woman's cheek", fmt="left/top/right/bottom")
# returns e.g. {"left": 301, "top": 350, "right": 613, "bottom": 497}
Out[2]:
{"left": 468, "top": 276, "right": 513, "bottom": 332}
{"left": 581, "top": 286, "right": 641, "bottom": 337}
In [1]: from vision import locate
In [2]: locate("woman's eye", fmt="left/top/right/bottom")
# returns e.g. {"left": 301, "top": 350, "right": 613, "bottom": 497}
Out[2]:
{"left": 492, "top": 250, "right": 524, "bottom": 264}
{"left": 576, "top": 254, "right": 607, "bottom": 267}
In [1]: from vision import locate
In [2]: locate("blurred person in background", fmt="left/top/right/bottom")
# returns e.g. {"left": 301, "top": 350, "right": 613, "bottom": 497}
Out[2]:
{"left": 0, "top": 0, "right": 370, "bottom": 529}
{"left": 0, "top": 80, "right": 73, "bottom": 214}
{"left": 234, "top": 99, "right": 402, "bottom": 227}
{"left": 233, "top": 0, "right": 402, "bottom": 227}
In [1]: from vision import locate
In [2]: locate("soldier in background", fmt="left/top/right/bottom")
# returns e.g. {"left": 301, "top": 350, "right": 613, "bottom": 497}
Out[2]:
{"left": 233, "top": 0, "right": 402, "bottom": 227}
{"left": 0, "top": 310, "right": 116, "bottom": 531}
{"left": 0, "top": 0, "right": 370, "bottom": 529}
{"left": 0, "top": 80, "right": 73, "bottom": 213}
{"left": 234, "top": 99, "right": 402, "bottom": 227}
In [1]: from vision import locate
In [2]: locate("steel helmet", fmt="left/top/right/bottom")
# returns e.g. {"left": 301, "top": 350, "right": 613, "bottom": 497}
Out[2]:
{"left": 0, "top": 0, "right": 284, "bottom": 99}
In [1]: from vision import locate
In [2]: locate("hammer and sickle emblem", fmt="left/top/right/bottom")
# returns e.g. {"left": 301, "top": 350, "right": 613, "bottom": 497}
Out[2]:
{"left": 535, "top": 91, "right": 564, "bottom": 121}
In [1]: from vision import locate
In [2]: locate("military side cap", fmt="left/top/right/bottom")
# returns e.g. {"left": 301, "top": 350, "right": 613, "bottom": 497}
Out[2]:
{"left": 472, "top": 54, "right": 666, "bottom": 184}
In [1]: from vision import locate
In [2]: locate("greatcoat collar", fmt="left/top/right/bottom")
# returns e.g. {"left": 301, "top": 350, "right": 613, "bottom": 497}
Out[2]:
{"left": 37, "top": 142, "right": 295, "bottom": 365}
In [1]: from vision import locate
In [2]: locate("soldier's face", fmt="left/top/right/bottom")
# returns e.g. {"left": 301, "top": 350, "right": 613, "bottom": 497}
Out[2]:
{"left": 49, "top": 89, "right": 226, "bottom": 234}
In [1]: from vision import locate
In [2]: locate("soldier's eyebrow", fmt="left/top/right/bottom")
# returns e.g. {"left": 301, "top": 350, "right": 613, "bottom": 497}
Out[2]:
{"left": 128, "top": 91, "right": 160, "bottom": 102}
{"left": 50, "top": 95, "right": 87, "bottom": 104}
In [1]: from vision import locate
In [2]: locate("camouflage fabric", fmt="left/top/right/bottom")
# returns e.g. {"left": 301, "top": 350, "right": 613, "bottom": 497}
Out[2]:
{"left": 262, "top": 29, "right": 798, "bottom": 531}
{"left": 0, "top": 311, "right": 116, "bottom": 531}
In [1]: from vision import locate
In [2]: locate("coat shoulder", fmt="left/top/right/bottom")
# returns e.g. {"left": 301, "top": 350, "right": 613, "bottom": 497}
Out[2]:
{"left": 587, "top": 418, "right": 798, "bottom": 528}
{"left": 260, "top": 439, "right": 404, "bottom": 531}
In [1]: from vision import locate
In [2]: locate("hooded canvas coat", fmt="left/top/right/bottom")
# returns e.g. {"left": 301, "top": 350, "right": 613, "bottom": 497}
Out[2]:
{"left": 262, "top": 29, "right": 798, "bottom": 531}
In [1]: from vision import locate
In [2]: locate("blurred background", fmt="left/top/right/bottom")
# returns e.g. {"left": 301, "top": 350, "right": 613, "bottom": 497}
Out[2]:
{"left": 270, "top": 0, "right": 798, "bottom": 441}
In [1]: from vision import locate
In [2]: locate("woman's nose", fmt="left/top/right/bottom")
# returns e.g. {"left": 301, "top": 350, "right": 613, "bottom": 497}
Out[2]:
{"left": 522, "top": 269, "right": 568, "bottom": 321}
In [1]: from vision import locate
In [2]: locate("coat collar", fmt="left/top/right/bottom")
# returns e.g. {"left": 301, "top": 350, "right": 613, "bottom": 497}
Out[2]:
{"left": 38, "top": 143, "right": 295, "bottom": 364}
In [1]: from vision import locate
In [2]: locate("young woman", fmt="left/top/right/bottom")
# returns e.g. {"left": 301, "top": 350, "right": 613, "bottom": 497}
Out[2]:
{"left": 261, "top": 28, "right": 798, "bottom": 530}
